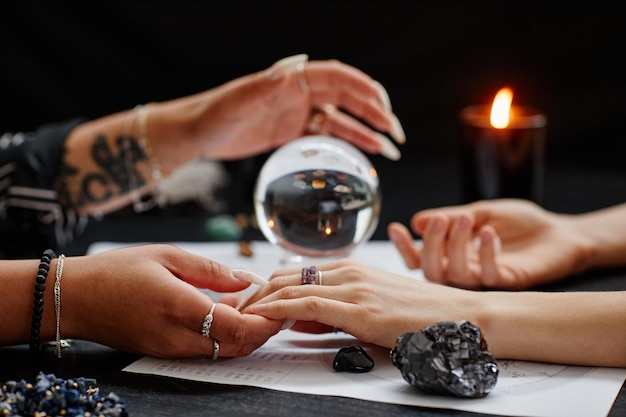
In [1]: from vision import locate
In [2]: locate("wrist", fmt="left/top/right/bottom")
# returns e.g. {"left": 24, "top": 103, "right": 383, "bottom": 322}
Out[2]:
{"left": 569, "top": 207, "right": 626, "bottom": 271}
{"left": 562, "top": 214, "right": 596, "bottom": 275}
{"left": 474, "top": 291, "right": 529, "bottom": 360}
{"left": 147, "top": 99, "right": 199, "bottom": 173}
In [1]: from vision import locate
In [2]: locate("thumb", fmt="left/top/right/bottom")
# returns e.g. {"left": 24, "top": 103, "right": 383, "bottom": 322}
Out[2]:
{"left": 164, "top": 248, "right": 252, "bottom": 292}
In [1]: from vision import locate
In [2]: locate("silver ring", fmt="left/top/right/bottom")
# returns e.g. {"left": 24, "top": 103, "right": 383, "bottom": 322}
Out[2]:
{"left": 201, "top": 303, "right": 217, "bottom": 338}
{"left": 317, "top": 270, "right": 323, "bottom": 286}
{"left": 305, "top": 111, "right": 325, "bottom": 133}
{"left": 296, "top": 62, "right": 310, "bottom": 94}
{"left": 305, "top": 104, "right": 336, "bottom": 134}
{"left": 212, "top": 339, "right": 220, "bottom": 360}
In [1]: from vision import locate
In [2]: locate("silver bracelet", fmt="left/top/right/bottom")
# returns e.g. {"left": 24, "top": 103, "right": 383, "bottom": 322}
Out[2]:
{"left": 135, "top": 103, "right": 164, "bottom": 182}
{"left": 53, "top": 254, "right": 65, "bottom": 358}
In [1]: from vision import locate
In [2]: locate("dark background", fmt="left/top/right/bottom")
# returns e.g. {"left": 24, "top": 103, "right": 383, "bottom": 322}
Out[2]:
{"left": 2, "top": 1, "right": 626, "bottom": 247}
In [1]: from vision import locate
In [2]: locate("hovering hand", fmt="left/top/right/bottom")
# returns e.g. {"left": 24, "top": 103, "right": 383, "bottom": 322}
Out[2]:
{"left": 148, "top": 54, "right": 405, "bottom": 171}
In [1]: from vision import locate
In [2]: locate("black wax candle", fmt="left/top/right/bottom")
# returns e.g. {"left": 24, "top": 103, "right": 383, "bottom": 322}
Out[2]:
{"left": 460, "top": 102, "right": 546, "bottom": 203}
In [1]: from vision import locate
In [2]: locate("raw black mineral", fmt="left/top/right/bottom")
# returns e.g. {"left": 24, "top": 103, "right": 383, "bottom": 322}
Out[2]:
{"left": 333, "top": 345, "right": 375, "bottom": 373}
{"left": 390, "top": 320, "right": 498, "bottom": 398}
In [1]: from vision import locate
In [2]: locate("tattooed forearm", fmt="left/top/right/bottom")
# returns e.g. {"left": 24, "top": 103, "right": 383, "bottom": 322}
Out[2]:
{"left": 57, "top": 133, "right": 149, "bottom": 209}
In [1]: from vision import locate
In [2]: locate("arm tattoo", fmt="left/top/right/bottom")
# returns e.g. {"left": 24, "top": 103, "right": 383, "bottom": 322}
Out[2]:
{"left": 57, "top": 133, "right": 149, "bottom": 209}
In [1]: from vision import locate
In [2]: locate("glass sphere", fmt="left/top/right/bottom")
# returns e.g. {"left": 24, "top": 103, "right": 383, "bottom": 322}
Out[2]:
{"left": 254, "top": 135, "right": 381, "bottom": 260}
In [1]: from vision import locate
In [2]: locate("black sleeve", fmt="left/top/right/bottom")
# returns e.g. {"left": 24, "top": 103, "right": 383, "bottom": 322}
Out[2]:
{"left": 0, "top": 118, "right": 87, "bottom": 259}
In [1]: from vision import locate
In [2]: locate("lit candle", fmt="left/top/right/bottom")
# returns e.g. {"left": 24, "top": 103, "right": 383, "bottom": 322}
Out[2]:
{"left": 459, "top": 87, "right": 547, "bottom": 203}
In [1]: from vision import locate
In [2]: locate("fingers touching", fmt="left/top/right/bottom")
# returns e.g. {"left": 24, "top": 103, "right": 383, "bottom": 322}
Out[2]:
{"left": 395, "top": 209, "right": 507, "bottom": 288}
{"left": 477, "top": 226, "right": 505, "bottom": 287}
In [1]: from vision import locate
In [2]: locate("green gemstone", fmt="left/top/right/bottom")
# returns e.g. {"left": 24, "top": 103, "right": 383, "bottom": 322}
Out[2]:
{"left": 204, "top": 215, "right": 243, "bottom": 241}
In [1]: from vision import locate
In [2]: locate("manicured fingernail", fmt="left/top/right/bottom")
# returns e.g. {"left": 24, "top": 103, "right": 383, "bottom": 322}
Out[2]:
{"left": 493, "top": 235, "right": 502, "bottom": 253}
{"left": 373, "top": 80, "right": 392, "bottom": 111}
{"left": 390, "top": 113, "right": 406, "bottom": 144}
{"left": 268, "top": 54, "right": 309, "bottom": 80}
{"left": 250, "top": 304, "right": 266, "bottom": 313}
{"left": 231, "top": 269, "right": 268, "bottom": 286}
{"left": 428, "top": 216, "right": 445, "bottom": 231}
{"left": 281, "top": 319, "right": 296, "bottom": 330}
{"left": 456, "top": 215, "right": 471, "bottom": 229}
{"left": 478, "top": 232, "right": 502, "bottom": 254}
{"left": 376, "top": 133, "right": 401, "bottom": 161}
{"left": 388, "top": 226, "right": 401, "bottom": 244}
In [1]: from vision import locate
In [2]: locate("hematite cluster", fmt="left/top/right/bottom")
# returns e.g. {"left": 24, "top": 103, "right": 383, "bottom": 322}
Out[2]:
{"left": 0, "top": 372, "right": 128, "bottom": 416}
{"left": 390, "top": 320, "right": 498, "bottom": 398}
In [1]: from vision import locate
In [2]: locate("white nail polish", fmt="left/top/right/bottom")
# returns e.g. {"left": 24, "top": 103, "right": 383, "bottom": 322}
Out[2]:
{"left": 493, "top": 235, "right": 502, "bottom": 254}
{"left": 376, "top": 133, "right": 401, "bottom": 161}
{"left": 268, "top": 54, "right": 309, "bottom": 80}
{"left": 231, "top": 269, "right": 268, "bottom": 286}
{"left": 390, "top": 114, "right": 406, "bottom": 144}
{"left": 281, "top": 319, "right": 296, "bottom": 330}
{"left": 373, "top": 80, "right": 392, "bottom": 111}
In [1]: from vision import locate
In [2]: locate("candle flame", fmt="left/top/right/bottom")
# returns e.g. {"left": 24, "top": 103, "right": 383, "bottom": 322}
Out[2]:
{"left": 490, "top": 87, "right": 513, "bottom": 129}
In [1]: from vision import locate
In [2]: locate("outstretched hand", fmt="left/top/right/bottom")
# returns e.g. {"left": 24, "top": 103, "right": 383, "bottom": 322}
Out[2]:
{"left": 388, "top": 199, "right": 590, "bottom": 289}
{"left": 239, "top": 259, "right": 473, "bottom": 349}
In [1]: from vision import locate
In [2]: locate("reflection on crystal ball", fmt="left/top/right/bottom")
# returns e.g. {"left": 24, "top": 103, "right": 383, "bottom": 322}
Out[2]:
{"left": 254, "top": 135, "right": 381, "bottom": 257}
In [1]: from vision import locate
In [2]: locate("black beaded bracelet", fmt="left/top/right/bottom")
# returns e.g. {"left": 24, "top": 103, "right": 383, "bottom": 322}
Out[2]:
{"left": 29, "top": 249, "right": 57, "bottom": 355}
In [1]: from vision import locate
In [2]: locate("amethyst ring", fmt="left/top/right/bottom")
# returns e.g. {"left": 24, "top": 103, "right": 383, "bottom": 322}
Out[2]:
{"left": 301, "top": 266, "right": 322, "bottom": 285}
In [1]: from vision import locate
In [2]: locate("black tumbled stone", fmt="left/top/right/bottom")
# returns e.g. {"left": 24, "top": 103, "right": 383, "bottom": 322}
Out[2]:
{"left": 333, "top": 345, "right": 375, "bottom": 373}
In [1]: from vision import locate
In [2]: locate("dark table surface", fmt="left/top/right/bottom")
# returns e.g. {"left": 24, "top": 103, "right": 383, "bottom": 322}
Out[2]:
{"left": 3, "top": 161, "right": 626, "bottom": 417}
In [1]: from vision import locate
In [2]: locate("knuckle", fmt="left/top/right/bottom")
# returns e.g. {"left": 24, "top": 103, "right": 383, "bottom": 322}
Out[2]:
{"left": 335, "top": 258, "right": 355, "bottom": 268}
{"left": 267, "top": 275, "right": 290, "bottom": 289}
{"left": 336, "top": 262, "right": 363, "bottom": 282}
{"left": 279, "top": 285, "right": 301, "bottom": 299}
{"left": 158, "top": 336, "right": 188, "bottom": 357}
{"left": 304, "top": 296, "right": 325, "bottom": 313}
{"left": 327, "top": 58, "right": 342, "bottom": 70}
{"left": 225, "top": 320, "right": 247, "bottom": 347}
{"left": 232, "top": 343, "right": 257, "bottom": 357}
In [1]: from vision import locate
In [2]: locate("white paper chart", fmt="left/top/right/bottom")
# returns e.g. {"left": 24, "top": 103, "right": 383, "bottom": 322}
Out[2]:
{"left": 124, "top": 330, "right": 625, "bottom": 417}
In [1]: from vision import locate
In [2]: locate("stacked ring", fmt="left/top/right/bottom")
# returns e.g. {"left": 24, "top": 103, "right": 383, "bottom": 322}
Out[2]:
{"left": 201, "top": 303, "right": 216, "bottom": 338}
{"left": 302, "top": 266, "right": 323, "bottom": 285}
{"left": 212, "top": 339, "right": 220, "bottom": 360}
{"left": 301, "top": 266, "right": 317, "bottom": 285}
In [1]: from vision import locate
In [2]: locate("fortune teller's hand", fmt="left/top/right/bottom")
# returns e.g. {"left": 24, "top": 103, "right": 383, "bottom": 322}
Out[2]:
{"left": 143, "top": 54, "right": 405, "bottom": 172}
{"left": 61, "top": 54, "right": 404, "bottom": 216}
{"left": 56, "top": 245, "right": 283, "bottom": 358}
{"left": 387, "top": 198, "right": 594, "bottom": 289}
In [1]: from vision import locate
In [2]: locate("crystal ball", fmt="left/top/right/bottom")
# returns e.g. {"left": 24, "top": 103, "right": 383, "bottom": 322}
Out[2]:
{"left": 254, "top": 135, "right": 381, "bottom": 258}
